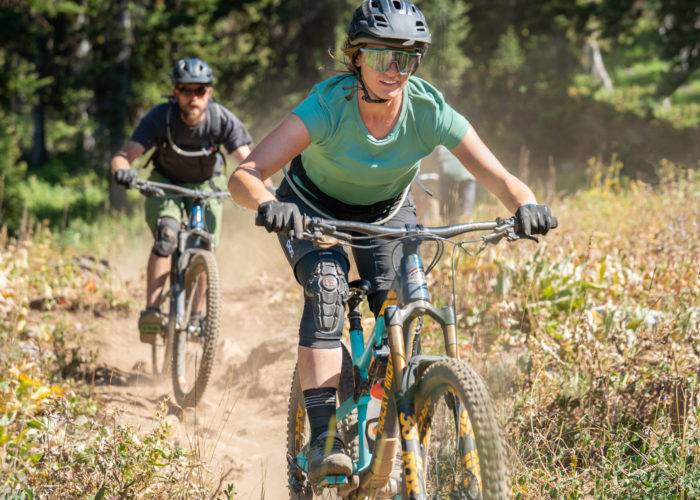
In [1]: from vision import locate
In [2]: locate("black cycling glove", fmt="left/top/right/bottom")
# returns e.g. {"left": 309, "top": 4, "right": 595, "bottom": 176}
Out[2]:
{"left": 114, "top": 168, "right": 138, "bottom": 187}
{"left": 515, "top": 204, "right": 555, "bottom": 236}
{"left": 256, "top": 200, "right": 303, "bottom": 237}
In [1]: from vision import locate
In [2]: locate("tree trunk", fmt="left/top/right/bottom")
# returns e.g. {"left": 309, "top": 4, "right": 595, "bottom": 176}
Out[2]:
{"left": 29, "top": 39, "right": 48, "bottom": 169}
{"left": 94, "top": 0, "right": 132, "bottom": 212}
{"left": 108, "top": 0, "right": 132, "bottom": 212}
{"left": 587, "top": 38, "right": 614, "bottom": 91}
{"left": 30, "top": 102, "right": 47, "bottom": 168}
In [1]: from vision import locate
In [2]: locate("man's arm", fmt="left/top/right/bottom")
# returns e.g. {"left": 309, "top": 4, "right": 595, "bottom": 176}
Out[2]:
{"left": 111, "top": 141, "right": 146, "bottom": 174}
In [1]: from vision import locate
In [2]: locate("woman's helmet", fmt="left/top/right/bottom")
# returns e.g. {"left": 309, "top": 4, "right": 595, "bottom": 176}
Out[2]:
{"left": 171, "top": 57, "right": 213, "bottom": 85}
{"left": 348, "top": 0, "right": 431, "bottom": 50}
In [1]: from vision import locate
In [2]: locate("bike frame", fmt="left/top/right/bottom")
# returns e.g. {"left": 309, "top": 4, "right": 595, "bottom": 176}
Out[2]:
{"left": 169, "top": 202, "right": 214, "bottom": 334}
{"left": 294, "top": 252, "right": 464, "bottom": 498}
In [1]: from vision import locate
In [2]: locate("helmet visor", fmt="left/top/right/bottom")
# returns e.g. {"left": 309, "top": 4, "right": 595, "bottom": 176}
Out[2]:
{"left": 359, "top": 48, "right": 421, "bottom": 75}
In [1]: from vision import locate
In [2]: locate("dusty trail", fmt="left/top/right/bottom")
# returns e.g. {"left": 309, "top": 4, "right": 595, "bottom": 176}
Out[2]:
{"left": 89, "top": 205, "right": 302, "bottom": 498}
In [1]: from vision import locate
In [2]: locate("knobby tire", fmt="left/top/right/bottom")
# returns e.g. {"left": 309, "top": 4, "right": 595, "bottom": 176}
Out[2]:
{"left": 151, "top": 320, "right": 173, "bottom": 378}
{"left": 171, "top": 250, "right": 220, "bottom": 408}
{"left": 414, "top": 358, "right": 510, "bottom": 499}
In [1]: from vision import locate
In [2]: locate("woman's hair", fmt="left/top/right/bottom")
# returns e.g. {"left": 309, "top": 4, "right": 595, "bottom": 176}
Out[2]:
{"left": 336, "top": 37, "right": 362, "bottom": 74}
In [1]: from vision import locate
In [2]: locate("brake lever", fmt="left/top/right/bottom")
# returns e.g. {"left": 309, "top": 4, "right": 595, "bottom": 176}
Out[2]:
{"left": 143, "top": 186, "right": 165, "bottom": 197}
{"left": 505, "top": 227, "right": 539, "bottom": 242}
{"left": 292, "top": 228, "right": 351, "bottom": 248}
{"left": 501, "top": 216, "right": 540, "bottom": 243}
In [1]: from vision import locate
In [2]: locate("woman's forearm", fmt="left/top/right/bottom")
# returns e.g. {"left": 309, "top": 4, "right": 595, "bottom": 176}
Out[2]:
{"left": 492, "top": 173, "right": 537, "bottom": 213}
{"left": 227, "top": 114, "right": 311, "bottom": 211}
{"left": 228, "top": 166, "right": 276, "bottom": 211}
{"left": 452, "top": 127, "right": 536, "bottom": 213}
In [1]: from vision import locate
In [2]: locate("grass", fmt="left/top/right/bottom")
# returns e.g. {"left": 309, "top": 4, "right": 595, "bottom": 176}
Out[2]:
{"left": 0, "top": 226, "right": 211, "bottom": 497}
{"left": 423, "top": 159, "right": 699, "bottom": 497}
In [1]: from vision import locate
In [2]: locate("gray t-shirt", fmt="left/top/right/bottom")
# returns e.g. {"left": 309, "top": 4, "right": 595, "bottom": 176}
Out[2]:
{"left": 131, "top": 101, "right": 252, "bottom": 183}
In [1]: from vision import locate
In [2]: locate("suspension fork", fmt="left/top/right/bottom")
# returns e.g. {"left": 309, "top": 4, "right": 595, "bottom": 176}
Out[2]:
{"left": 385, "top": 305, "right": 427, "bottom": 500}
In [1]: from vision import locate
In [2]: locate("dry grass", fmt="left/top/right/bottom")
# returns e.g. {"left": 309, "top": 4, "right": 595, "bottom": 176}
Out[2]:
{"left": 425, "top": 160, "right": 699, "bottom": 497}
{"left": 0, "top": 228, "right": 210, "bottom": 497}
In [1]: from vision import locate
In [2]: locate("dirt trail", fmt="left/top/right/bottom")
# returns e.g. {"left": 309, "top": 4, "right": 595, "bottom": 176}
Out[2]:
{"left": 89, "top": 205, "right": 302, "bottom": 498}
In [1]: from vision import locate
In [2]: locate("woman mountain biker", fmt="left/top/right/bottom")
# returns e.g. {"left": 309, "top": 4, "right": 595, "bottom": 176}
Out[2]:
{"left": 228, "top": 0, "right": 555, "bottom": 483}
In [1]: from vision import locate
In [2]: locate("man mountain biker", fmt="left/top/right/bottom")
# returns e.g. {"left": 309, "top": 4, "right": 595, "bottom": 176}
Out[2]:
{"left": 110, "top": 57, "right": 260, "bottom": 343}
{"left": 228, "top": 0, "right": 555, "bottom": 484}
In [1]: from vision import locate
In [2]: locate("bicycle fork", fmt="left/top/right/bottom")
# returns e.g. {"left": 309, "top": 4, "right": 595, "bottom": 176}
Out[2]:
{"left": 384, "top": 306, "right": 427, "bottom": 500}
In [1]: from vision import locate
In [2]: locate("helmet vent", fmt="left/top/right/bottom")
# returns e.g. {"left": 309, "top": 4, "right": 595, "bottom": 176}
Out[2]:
{"left": 370, "top": 0, "right": 379, "bottom": 8}
{"left": 373, "top": 14, "right": 389, "bottom": 27}
{"left": 392, "top": 0, "right": 402, "bottom": 9}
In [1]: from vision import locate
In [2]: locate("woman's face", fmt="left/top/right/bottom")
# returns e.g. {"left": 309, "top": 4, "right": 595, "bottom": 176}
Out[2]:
{"left": 356, "top": 44, "right": 416, "bottom": 102}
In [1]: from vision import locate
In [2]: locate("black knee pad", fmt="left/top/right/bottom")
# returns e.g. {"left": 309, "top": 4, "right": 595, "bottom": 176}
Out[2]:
{"left": 297, "top": 256, "right": 348, "bottom": 349}
{"left": 152, "top": 216, "right": 180, "bottom": 257}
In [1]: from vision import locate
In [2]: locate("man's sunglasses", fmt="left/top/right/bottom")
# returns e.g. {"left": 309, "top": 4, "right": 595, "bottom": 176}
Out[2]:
{"left": 360, "top": 48, "right": 422, "bottom": 75}
{"left": 175, "top": 85, "right": 209, "bottom": 97}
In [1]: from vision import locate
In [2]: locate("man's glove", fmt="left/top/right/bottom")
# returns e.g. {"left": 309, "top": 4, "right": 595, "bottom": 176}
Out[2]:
{"left": 515, "top": 204, "right": 555, "bottom": 236}
{"left": 114, "top": 168, "right": 138, "bottom": 187}
{"left": 255, "top": 200, "right": 303, "bottom": 237}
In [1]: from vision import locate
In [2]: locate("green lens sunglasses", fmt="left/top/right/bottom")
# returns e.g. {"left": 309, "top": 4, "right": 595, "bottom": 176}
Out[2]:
{"left": 360, "top": 47, "right": 422, "bottom": 75}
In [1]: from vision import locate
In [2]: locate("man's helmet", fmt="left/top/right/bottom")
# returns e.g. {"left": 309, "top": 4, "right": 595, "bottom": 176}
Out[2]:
{"left": 348, "top": 0, "right": 431, "bottom": 49}
{"left": 171, "top": 57, "right": 213, "bottom": 84}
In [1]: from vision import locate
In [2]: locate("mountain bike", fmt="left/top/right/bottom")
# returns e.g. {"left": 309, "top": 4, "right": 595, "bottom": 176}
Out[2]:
{"left": 131, "top": 179, "right": 228, "bottom": 408}
{"left": 286, "top": 215, "right": 556, "bottom": 499}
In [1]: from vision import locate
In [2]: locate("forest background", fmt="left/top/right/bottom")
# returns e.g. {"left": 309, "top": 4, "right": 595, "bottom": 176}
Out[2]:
{"left": 0, "top": 0, "right": 698, "bottom": 234}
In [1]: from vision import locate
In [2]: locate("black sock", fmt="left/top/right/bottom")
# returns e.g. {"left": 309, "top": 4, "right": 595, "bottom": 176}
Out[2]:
{"left": 303, "top": 387, "right": 337, "bottom": 442}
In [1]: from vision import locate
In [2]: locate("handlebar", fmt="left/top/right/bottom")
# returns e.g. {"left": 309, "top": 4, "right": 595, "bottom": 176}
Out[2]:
{"left": 298, "top": 214, "right": 557, "bottom": 247}
{"left": 130, "top": 179, "right": 230, "bottom": 201}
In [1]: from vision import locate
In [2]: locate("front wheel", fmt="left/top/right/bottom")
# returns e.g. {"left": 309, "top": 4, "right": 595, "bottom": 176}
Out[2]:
{"left": 171, "top": 250, "right": 221, "bottom": 408}
{"left": 151, "top": 320, "right": 173, "bottom": 378}
{"left": 414, "top": 358, "right": 510, "bottom": 499}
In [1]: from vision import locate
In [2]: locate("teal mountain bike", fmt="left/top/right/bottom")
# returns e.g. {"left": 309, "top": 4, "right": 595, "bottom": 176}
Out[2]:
{"left": 286, "top": 215, "right": 555, "bottom": 499}
{"left": 132, "top": 179, "right": 228, "bottom": 408}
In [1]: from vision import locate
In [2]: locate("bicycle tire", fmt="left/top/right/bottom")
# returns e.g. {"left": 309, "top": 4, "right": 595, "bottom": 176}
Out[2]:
{"left": 151, "top": 319, "right": 173, "bottom": 378}
{"left": 152, "top": 272, "right": 173, "bottom": 378}
{"left": 286, "top": 344, "right": 356, "bottom": 499}
{"left": 414, "top": 358, "right": 509, "bottom": 499}
{"left": 171, "top": 250, "right": 220, "bottom": 408}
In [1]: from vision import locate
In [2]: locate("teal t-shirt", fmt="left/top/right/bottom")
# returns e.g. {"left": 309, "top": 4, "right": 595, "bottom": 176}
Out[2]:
{"left": 292, "top": 74, "right": 470, "bottom": 205}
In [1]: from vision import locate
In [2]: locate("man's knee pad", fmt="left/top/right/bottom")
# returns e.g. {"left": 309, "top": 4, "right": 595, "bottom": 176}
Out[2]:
{"left": 298, "top": 258, "right": 348, "bottom": 349}
{"left": 152, "top": 216, "right": 180, "bottom": 257}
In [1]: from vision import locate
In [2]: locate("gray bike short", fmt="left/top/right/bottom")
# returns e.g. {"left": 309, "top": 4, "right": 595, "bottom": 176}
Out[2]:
{"left": 275, "top": 178, "right": 419, "bottom": 315}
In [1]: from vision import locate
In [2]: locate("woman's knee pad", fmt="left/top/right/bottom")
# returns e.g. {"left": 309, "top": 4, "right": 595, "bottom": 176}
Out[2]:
{"left": 152, "top": 216, "right": 180, "bottom": 257}
{"left": 297, "top": 256, "right": 348, "bottom": 349}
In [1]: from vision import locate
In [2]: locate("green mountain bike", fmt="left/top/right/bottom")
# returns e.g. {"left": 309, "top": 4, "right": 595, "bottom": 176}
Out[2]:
{"left": 132, "top": 179, "right": 228, "bottom": 408}
{"left": 286, "top": 215, "right": 555, "bottom": 499}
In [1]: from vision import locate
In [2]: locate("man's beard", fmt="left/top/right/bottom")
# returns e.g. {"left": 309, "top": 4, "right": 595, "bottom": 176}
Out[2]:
{"left": 181, "top": 105, "right": 204, "bottom": 123}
